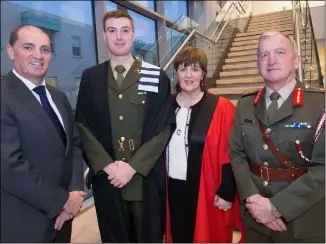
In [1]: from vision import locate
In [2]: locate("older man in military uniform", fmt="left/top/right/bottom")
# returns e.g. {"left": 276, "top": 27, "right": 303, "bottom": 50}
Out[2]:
{"left": 75, "top": 10, "right": 172, "bottom": 243}
{"left": 230, "top": 32, "right": 325, "bottom": 242}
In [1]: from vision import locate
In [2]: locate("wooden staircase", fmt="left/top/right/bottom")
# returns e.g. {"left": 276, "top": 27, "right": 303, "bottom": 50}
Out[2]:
{"left": 209, "top": 10, "right": 295, "bottom": 104}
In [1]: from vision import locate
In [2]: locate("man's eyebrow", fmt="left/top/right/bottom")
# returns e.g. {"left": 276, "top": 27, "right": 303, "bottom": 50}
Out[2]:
{"left": 22, "top": 42, "right": 35, "bottom": 46}
{"left": 21, "top": 42, "right": 50, "bottom": 49}
{"left": 106, "top": 26, "right": 131, "bottom": 31}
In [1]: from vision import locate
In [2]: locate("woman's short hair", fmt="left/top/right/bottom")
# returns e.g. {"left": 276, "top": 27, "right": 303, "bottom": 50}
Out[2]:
{"left": 173, "top": 47, "right": 208, "bottom": 93}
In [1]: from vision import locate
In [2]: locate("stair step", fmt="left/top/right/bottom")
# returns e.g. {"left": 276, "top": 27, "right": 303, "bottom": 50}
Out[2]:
{"left": 220, "top": 69, "right": 259, "bottom": 77}
{"left": 235, "top": 32, "right": 293, "bottom": 42}
{"left": 216, "top": 77, "right": 263, "bottom": 85}
{"left": 246, "top": 25, "right": 293, "bottom": 33}
{"left": 250, "top": 15, "right": 292, "bottom": 22}
{"left": 237, "top": 29, "right": 293, "bottom": 38}
{"left": 248, "top": 20, "right": 293, "bottom": 29}
{"left": 253, "top": 10, "right": 292, "bottom": 18}
{"left": 228, "top": 49, "right": 257, "bottom": 57}
{"left": 250, "top": 16, "right": 292, "bottom": 24}
{"left": 225, "top": 55, "right": 257, "bottom": 63}
{"left": 248, "top": 24, "right": 293, "bottom": 33}
{"left": 230, "top": 44, "right": 258, "bottom": 52}
{"left": 233, "top": 39, "right": 259, "bottom": 46}
{"left": 223, "top": 62, "right": 258, "bottom": 70}
{"left": 209, "top": 86, "right": 263, "bottom": 95}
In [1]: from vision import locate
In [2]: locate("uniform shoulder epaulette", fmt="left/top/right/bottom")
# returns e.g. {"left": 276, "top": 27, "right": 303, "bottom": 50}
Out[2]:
{"left": 241, "top": 88, "right": 261, "bottom": 98}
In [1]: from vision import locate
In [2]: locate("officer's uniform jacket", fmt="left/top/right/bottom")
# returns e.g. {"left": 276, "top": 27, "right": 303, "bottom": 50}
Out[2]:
{"left": 229, "top": 80, "right": 325, "bottom": 240}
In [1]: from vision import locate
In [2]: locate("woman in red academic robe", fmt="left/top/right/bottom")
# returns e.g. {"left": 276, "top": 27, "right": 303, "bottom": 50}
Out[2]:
{"left": 165, "top": 47, "right": 244, "bottom": 243}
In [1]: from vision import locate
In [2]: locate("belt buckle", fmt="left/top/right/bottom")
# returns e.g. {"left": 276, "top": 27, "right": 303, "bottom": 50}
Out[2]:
{"left": 260, "top": 166, "right": 270, "bottom": 186}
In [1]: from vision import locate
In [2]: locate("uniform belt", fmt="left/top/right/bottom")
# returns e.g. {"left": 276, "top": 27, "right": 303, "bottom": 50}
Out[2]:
{"left": 249, "top": 162, "right": 308, "bottom": 182}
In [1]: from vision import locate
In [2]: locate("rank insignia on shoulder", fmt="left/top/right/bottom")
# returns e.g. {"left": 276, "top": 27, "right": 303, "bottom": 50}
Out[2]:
{"left": 285, "top": 122, "right": 312, "bottom": 129}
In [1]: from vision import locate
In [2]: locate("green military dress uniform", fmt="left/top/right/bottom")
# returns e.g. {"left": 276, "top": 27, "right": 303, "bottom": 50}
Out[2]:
{"left": 230, "top": 80, "right": 325, "bottom": 242}
{"left": 75, "top": 56, "right": 172, "bottom": 242}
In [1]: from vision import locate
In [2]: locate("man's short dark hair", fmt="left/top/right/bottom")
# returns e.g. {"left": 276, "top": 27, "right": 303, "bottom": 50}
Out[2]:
{"left": 9, "top": 24, "right": 50, "bottom": 46}
{"left": 102, "top": 10, "right": 134, "bottom": 32}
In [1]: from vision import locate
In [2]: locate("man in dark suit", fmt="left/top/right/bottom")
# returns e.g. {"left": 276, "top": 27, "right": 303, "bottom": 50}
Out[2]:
{"left": 1, "top": 25, "right": 85, "bottom": 242}
{"left": 75, "top": 10, "right": 172, "bottom": 243}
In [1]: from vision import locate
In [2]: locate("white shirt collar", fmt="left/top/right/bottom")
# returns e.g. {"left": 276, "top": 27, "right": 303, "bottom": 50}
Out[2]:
{"left": 12, "top": 69, "right": 46, "bottom": 91}
{"left": 265, "top": 78, "right": 297, "bottom": 102}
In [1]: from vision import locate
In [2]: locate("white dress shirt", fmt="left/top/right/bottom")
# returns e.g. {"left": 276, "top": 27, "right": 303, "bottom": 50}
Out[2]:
{"left": 167, "top": 106, "right": 191, "bottom": 181}
{"left": 12, "top": 69, "right": 65, "bottom": 130}
{"left": 265, "top": 79, "right": 296, "bottom": 110}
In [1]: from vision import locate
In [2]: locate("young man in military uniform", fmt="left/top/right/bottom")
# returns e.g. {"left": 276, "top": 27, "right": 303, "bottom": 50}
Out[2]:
{"left": 230, "top": 32, "right": 325, "bottom": 242}
{"left": 75, "top": 10, "right": 172, "bottom": 243}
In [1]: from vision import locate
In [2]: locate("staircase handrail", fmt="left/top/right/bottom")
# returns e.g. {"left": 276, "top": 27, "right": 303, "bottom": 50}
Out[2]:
{"left": 210, "top": 1, "right": 238, "bottom": 40}
{"left": 164, "top": 1, "right": 247, "bottom": 71}
{"left": 292, "top": 0, "right": 303, "bottom": 82}
{"left": 140, "top": 14, "right": 189, "bottom": 57}
{"left": 306, "top": 1, "right": 324, "bottom": 87}
{"left": 292, "top": 0, "right": 324, "bottom": 87}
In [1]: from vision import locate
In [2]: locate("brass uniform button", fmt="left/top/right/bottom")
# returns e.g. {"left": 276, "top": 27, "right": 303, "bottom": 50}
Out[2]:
{"left": 118, "top": 94, "right": 123, "bottom": 99}
{"left": 121, "top": 137, "right": 125, "bottom": 142}
{"left": 263, "top": 144, "right": 269, "bottom": 150}
{"left": 119, "top": 116, "right": 124, "bottom": 121}
{"left": 263, "top": 161, "right": 268, "bottom": 166}
{"left": 142, "top": 101, "right": 145, "bottom": 104}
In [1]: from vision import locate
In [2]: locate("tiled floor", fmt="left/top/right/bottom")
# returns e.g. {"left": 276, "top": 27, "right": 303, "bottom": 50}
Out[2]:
{"left": 71, "top": 201, "right": 241, "bottom": 243}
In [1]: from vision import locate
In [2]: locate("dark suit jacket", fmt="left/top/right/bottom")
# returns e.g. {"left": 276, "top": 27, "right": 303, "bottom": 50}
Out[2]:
{"left": 1, "top": 71, "right": 84, "bottom": 242}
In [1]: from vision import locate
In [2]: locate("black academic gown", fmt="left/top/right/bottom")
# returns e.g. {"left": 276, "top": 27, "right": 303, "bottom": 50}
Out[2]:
{"left": 75, "top": 61, "right": 174, "bottom": 242}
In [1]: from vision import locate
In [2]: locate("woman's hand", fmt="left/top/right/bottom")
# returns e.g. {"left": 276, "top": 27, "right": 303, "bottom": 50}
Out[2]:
{"left": 214, "top": 195, "right": 232, "bottom": 211}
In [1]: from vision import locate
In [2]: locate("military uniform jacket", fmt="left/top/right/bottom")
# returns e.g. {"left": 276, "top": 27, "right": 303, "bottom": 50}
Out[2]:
{"left": 229, "top": 81, "right": 325, "bottom": 240}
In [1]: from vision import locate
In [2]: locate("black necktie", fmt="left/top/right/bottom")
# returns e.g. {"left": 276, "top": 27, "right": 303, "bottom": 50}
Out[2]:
{"left": 115, "top": 65, "right": 126, "bottom": 87}
{"left": 33, "top": 86, "right": 67, "bottom": 146}
{"left": 267, "top": 91, "right": 281, "bottom": 120}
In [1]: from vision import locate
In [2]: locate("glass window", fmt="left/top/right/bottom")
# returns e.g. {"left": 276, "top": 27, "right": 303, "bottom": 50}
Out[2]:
{"left": 1, "top": 0, "right": 97, "bottom": 109}
{"left": 135, "top": 0, "right": 154, "bottom": 11}
{"left": 71, "top": 36, "right": 81, "bottom": 57}
{"left": 164, "top": 1, "right": 187, "bottom": 22}
{"left": 106, "top": 1, "right": 117, "bottom": 11}
{"left": 166, "top": 27, "right": 187, "bottom": 60}
{"left": 127, "top": 10, "right": 157, "bottom": 64}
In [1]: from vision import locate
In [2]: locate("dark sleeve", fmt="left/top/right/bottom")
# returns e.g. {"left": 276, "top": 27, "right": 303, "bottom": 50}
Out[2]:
{"left": 75, "top": 69, "right": 114, "bottom": 174}
{"left": 216, "top": 163, "right": 237, "bottom": 202}
{"left": 63, "top": 95, "right": 84, "bottom": 191}
{"left": 1, "top": 98, "right": 68, "bottom": 219}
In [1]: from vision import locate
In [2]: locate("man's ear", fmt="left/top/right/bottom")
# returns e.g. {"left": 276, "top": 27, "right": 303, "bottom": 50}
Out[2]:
{"left": 7, "top": 44, "right": 15, "bottom": 61}
{"left": 294, "top": 55, "right": 300, "bottom": 69}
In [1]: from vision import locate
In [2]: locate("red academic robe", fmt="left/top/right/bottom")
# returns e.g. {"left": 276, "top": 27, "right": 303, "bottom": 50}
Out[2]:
{"left": 165, "top": 96, "right": 245, "bottom": 243}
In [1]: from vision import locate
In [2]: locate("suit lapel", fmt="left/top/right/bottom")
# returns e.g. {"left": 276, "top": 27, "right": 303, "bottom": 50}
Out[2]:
{"left": 120, "top": 60, "right": 142, "bottom": 92}
{"left": 8, "top": 72, "right": 66, "bottom": 151}
{"left": 48, "top": 86, "right": 70, "bottom": 155}
{"left": 255, "top": 87, "right": 269, "bottom": 126}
